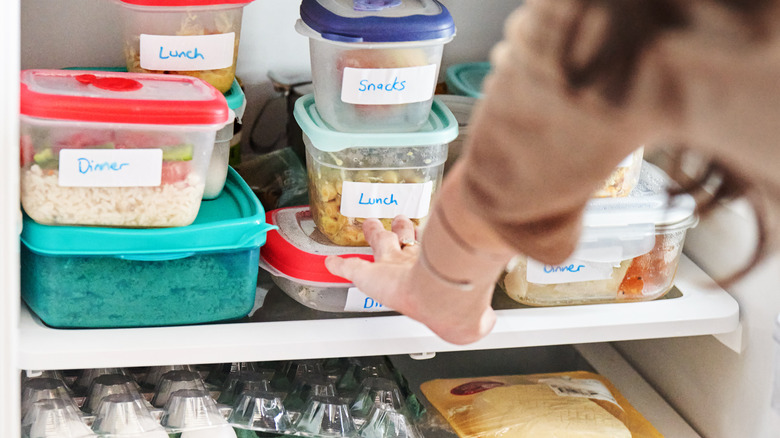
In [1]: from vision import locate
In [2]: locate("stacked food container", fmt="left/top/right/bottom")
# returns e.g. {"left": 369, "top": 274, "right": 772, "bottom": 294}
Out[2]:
{"left": 18, "top": 0, "right": 272, "bottom": 330}
{"left": 259, "top": 0, "right": 459, "bottom": 313}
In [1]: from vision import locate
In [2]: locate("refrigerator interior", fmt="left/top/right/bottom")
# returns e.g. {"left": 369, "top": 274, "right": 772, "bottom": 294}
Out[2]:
{"left": 4, "top": 0, "right": 780, "bottom": 437}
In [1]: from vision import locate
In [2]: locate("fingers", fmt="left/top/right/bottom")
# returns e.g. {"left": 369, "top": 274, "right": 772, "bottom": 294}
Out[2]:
{"left": 391, "top": 215, "right": 417, "bottom": 243}
{"left": 324, "top": 255, "right": 373, "bottom": 283}
{"left": 363, "top": 218, "right": 402, "bottom": 259}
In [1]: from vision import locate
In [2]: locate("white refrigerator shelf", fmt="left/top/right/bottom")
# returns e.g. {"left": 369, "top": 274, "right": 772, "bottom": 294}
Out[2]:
{"left": 18, "top": 255, "right": 739, "bottom": 371}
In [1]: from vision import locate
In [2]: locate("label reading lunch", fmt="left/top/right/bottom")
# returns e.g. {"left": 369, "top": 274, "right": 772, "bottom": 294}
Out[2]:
{"left": 58, "top": 149, "right": 162, "bottom": 187}
{"left": 344, "top": 287, "right": 392, "bottom": 312}
{"left": 340, "top": 181, "right": 433, "bottom": 219}
{"left": 341, "top": 64, "right": 438, "bottom": 105}
{"left": 539, "top": 378, "right": 622, "bottom": 408}
{"left": 140, "top": 33, "right": 235, "bottom": 71}
{"left": 526, "top": 257, "right": 620, "bottom": 284}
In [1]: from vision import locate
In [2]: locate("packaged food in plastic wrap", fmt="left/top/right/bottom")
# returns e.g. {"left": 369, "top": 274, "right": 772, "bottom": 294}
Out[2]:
{"left": 421, "top": 371, "right": 663, "bottom": 438}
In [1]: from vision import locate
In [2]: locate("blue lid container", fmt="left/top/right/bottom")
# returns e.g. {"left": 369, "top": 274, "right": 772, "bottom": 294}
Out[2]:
{"left": 300, "top": 0, "right": 455, "bottom": 43}
{"left": 20, "top": 167, "right": 277, "bottom": 328}
{"left": 445, "top": 62, "right": 491, "bottom": 98}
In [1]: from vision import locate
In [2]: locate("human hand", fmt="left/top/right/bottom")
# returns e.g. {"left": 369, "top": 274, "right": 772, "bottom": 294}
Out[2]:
{"left": 324, "top": 216, "right": 498, "bottom": 345}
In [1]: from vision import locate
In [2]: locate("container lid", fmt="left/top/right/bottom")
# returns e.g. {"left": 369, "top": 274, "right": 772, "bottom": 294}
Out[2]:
{"left": 293, "top": 93, "right": 458, "bottom": 151}
{"left": 260, "top": 206, "right": 373, "bottom": 284}
{"left": 20, "top": 167, "right": 276, "bottom": 259}
{"left": 20, "top": 69, "right": 230, "bottom": 126}
{"left": 570, "top": 162, "right": 698, "bottom": 262}
{"left": 117, "top": 0, "right": 254, "bottom": 7}
{"left": 298, "top": 0, "right": 455, "bottom": 43}
{"left": 445, "top": 62, "right": 490, "bottom": 98}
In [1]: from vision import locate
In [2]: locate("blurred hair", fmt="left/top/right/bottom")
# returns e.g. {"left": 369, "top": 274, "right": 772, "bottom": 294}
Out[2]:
{"left": 560, "top": 0, "right": 773, "bottom": 283}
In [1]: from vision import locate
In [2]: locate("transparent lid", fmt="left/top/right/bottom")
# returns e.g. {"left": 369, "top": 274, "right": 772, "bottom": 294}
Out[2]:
{"left": 293, "top": 94, "right": 458, "bottom": 152}
{"left": 260, "top": 206, "right": 373, "bottom": 283}
{"left": 20, "top": 69, "right": 229, "bottom": 126}
{"left": 299, "top": 0, "right": 455, "bottom": 43}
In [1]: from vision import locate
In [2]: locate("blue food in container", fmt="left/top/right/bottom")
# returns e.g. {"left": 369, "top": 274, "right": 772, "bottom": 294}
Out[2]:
{"left": 20, "top": 167, "right": 276, "bottom": 328}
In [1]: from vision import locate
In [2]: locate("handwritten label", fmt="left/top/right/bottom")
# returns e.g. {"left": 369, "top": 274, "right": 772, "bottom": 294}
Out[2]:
{"left": 344, "top": 287, "right": 392, "bottom": 312}
{"left": 340, "top": 181, "right": 433, "bottom": 219}
{"left": 140, "top": 33, "right": 235, "bottom": 71}
{"left": 526, "top": 257, "right": 620, "bottom": 284}
{"left": 58, "top": 149, "right": 162, "bottom": 187}
{"left": 540, "top": 378, "right": 622, "bottom": 408}
{"left": 341, "top": 64, "right": 438, "bottom": 105}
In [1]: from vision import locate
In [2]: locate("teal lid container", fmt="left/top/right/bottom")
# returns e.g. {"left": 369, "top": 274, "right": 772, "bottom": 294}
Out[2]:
{"left": 445, "top": 61, "right": 491, "bottom": 98}
{"left": 293, "top": 93, "right": 458, "bottom": 151}
{"left": 20, "top": 167, "right": 277, "bottom": 328}
{"left": 292, "top": 93, "right": 457, "bottom": 246}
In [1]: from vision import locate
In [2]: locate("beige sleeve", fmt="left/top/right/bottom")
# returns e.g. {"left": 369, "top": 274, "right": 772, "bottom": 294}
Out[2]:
{"left": 452, "top": 1, "right": 663, "bottom": 263}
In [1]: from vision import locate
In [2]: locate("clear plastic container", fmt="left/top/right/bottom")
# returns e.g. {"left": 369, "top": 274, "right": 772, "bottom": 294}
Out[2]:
{"left": 19, "top": 69, "right": 230, "bottom": 228}
{"left": 116, "top": 0, "right": 254, "bottom": 93}
{"left": 260, "top": 206, "right": 389, "bottom": 313}
{"left": 296, "top": 0, "right": 456, "bottom": 132}
{"left": 594, "top": 147, "right": 645, "bottom": 198}
{"left": 20, "top": 168, "right": 275, "bottom": 328}
{"left": 294, "top": 93, "right": 457, "bottom": 246}
{"left": 499, "top": 162, "right": 698, "bottom": 307}
{"left": 204, "top": 78, "right": 245, "bottom": 199}
{"left": 434, "top": 94, "right": 475, "bottom": 175}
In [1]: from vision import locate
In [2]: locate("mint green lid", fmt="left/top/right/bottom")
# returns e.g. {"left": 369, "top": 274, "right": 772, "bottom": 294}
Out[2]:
{"left": 445, "top": 62, "right": 490, "bottom": 98}
{"left": 293, "top": 93, "right": 458, "bottom": 152}
{"left": 21, "top": 167, "right": 276, "bottom": 258}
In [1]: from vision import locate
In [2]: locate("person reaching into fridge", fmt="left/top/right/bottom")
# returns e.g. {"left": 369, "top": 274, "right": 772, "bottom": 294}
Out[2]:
{"left": 325, "top": 0, "right": 780, "bottom": 344}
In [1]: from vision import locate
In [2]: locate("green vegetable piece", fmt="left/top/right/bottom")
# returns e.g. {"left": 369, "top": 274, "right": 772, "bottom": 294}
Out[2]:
{"left": 162, "top": 143, "right": 194, "bottom": 161}
{"left": 33, "top": 148, "right": 55, "bottom": 165}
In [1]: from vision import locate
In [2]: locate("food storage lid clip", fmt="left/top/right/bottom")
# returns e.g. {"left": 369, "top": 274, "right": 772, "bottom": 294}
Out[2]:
{"left": 20, "top": 69, "right": 230, "bottom": 126}
{"left": 298, "top": 0, "right": 455, "bottom": 43}
{"left": 20, "top": 168, "right": 276, "bottom": 259}
{"left": 293, "top": 93, "right": 458, "bottom": 151}
{"left": 261, "top": 206, "right": 373, "bottom": 284}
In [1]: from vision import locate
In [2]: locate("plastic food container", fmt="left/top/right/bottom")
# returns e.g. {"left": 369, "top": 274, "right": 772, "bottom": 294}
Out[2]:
{"left": 435, "top": 94, "right": 476, "bottom": 174}
{"left": 116, "top": 0, "right": 254, "bottom": 93}
{"left": 205, "top": 78, "right": 246, "bottom": 199}
{"left": 499, "top": 162, "right": 698, "bottom": 307}
{"left": 294, "top": 93, "right": 457, "bottom": 246}
{"left": 19, "top": 69, "right": 230, "bottom": 228}
{"left": 445, "top": 61, "right": 490, "bottom": 98}
{"left": 595, "top": 147, "right": 645, "bottom": 198}
{"left": 296, "top": 0, "right": 456, "bottom": 132}
{"left": 260, "top": 206, "right": 396, "bottom": 313}
{"left": 20, "top": 168, "right": 276, "bottom": 328}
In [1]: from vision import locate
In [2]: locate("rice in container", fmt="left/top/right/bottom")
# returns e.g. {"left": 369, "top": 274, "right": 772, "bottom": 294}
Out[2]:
{"left": 294, "top": 93, "right": 457, "bottom": 246}
{"left": 19, "top": 69, "right": 230, "bottom": 228}
{"left": 499, "top": 162, "right": 698, "bottom": 306}
{"left": 20, "top": 168, "right": 276, "bottom": 328}
{"left": 116, "top": 0, "right": 255, "bottom": 93}
{"left": 296, "top": 0, "right": 456, "bottom": 132}
{"left": 260, "top": 206, "right": 392, "bottom": 313}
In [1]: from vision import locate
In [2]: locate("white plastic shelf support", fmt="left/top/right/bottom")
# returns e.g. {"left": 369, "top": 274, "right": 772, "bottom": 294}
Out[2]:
{"left": 18, "top": 255, "right": 739, "bottom": 370}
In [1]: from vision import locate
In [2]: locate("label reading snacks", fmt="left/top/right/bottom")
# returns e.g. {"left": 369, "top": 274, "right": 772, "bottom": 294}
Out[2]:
{"left": 339, "top": 181, "right": 433, "bottom": 219}
{"left": 341, "top": 64, "right": 438, "bottom": 105}
{"left": 58, "top": 149, "right": 162, "bottom": 187}
{"left": 140, "top": 33, "right": 235, "bottom": 71}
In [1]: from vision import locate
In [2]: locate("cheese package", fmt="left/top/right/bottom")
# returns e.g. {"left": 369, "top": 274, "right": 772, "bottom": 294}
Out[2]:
{"left": 420, "top": 371, "right": 663, "bottom": 438}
